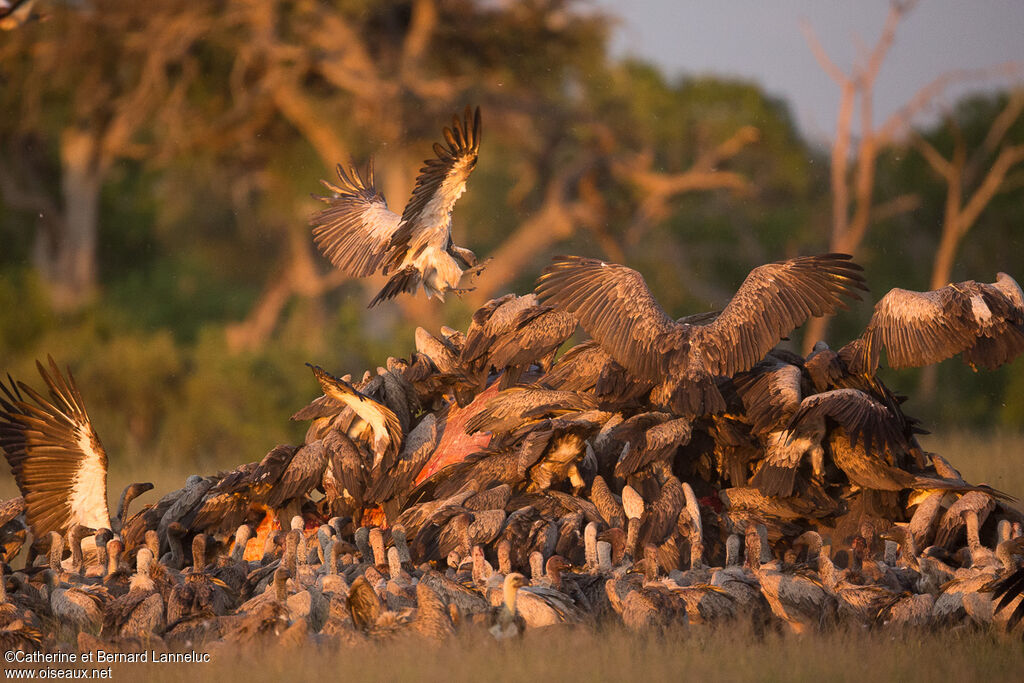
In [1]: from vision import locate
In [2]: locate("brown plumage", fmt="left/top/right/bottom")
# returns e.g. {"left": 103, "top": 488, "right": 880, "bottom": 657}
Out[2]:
{"left": 734, "top": 359, "right": 805, "bottom": 435}
{"left": 638, "top": 475, "right": 685, "bottom": 551}
{"left": 588, "top": 475, "right": 625, "bottom": 530}
{"left": 413, "top": 327, "right": 465, "bottom": 376}
{"left": 719, "top": 485, "right": 841, "bottom": 520}
{"left": 535, "top": 254, "right": 867, "bottom": 416}
{"left": 307, "top": 364, "right": 404, "bottom": 472}
{"left": 166, "top": 535, "right": 233, "bottom": 625}
{"left": 310, "top": 106, "right": 484, "bottom": 306}
{"left": 346, "top": 576, "right": 383, "bottom": 632}
{"left": 0, "top": 496, "right": 26, "bottom": 562}
{"left": 464, "top": 387, "right": 599, "bottom": 436}
{"left": 462, "top": 295, "right": 522, "bottom": 364}
{"left": 317, "top": 428, "right": 367, "bottom": 517}
{"left": 611, "top": 412, "right": 691, "bottom": 478}
{"left": 0, "top": 358, "right": 112, "bottom": 538}
{"left": 412, "top": 581, "right": 455, "bottom": 640}
{"left": 260, "top": 440, "right": 328, "bottom": 511}
{"left": 45, "top": 569, "right": 107, "bottom": 636}
{"left": 828, "top": 429, "right": 1011, "bottom": 500}
{"left": 750, "top": 388, "right": 910, "bottom": 498}
{"left": 842, "top": 272, "right": 1024, "bottom": 374}
{"left": 365, "top": 414, "right": 439, "bottom": 510}
{"left": 992, "top": 564, "right": 1024, "bottom": 631}
{"left": 102, "top": 548, "right": 164, "bottom": 639}
{"left": 461, "top": 294, "right": 576, "bottom": 386}
{"left": 537, "top": 341, "right": 640, "bottom": 403}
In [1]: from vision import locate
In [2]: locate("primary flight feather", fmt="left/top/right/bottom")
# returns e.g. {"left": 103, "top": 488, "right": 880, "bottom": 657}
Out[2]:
{"left": 310, "top": 106, "right": 485, "bottom": 307}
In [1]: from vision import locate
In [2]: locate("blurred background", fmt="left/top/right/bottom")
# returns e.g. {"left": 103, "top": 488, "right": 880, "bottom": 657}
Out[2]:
{"left": 1, "top": 0, "right": 1023, "bottom": 477}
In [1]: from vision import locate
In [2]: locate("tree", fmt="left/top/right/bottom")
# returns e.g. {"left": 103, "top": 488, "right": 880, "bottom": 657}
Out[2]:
{"left": 0, "top": 1, "right": 215, "bottom": 309}
{"left": 909, "top": 91, "right": 1024, "bottom": 397}
{"left": 800, "top": 0, "right": 1018, "bottom": 350}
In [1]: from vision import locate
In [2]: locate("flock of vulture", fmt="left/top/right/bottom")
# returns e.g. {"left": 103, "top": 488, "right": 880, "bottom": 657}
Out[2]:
{"left": 2, "top": 107, "right": 1024, "bottom": 656}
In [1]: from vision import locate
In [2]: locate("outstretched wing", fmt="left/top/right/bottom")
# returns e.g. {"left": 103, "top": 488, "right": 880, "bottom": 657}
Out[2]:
{"left": 0, "top": 357, "right": 111, "bottom": 537}
{"left": 310, "top": 162, "right": 401, "bottom": 277}
{"left": 788, "top": 388, "right": 907, "bottom": 456}
{"left": 844, "top": 286, "right": 975, "bottom": 373}
{"left": 534, "top": 255, "right": 678, "bottom": 382}
{"left": 844, "top": 274, "right": 1024, "bottom": 374}
{"left": 692, "top": 254, "right": 867, "bottom": 377}
{"left": 961, "top": 273, "right": 1024, "bottom": 371}
{"left": 535, "top": 253, "right": 865, "bottom": 384}
{"left": 307, "top": 364, "right": 404, "bottom": 471}
{"left": 386, "top": 106, "right": 481, "bottom": 267}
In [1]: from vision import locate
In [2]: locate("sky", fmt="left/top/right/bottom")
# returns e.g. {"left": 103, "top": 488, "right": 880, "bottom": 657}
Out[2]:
{"left": 594, "top": 1, "right": 1024, "bottom": 145}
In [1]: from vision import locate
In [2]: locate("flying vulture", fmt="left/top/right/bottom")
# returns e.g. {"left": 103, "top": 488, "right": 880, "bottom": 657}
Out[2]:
{"left": 310, "top": 106, "right": 485, "bottom": 307}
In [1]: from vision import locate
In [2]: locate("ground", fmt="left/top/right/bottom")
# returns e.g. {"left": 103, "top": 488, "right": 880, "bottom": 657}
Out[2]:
{"left": 90, "top": 625, "right": 1024, "bottom": 682}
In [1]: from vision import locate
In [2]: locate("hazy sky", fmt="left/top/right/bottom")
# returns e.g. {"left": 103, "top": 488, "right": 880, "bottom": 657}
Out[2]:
{"left": 595, "top": 1, "right": 1024, "bottom": 145}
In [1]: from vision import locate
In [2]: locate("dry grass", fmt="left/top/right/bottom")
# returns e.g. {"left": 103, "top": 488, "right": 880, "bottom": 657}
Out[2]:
{"left": 83, "top": 625, "right": 1023, "bottom": 683}
{"left": 919, "top": 431, "right": 1024, "bottom": 497}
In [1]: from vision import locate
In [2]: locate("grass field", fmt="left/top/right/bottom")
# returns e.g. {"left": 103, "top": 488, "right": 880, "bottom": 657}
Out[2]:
{"left": 66, "top": 624, "right": 1022, "bottom": 683}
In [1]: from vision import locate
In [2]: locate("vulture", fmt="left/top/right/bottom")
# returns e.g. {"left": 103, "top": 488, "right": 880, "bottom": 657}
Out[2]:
{"left": 0, "top": 0, "right": 36, "bottom": 30}
{"left": 0, "top": 358, "right": 111, "bottom": 539}
{"left": 841, "top": 272, "right": 1024, "bottom": 374}
{"left": 310, "top": 106, "right": 485, "bottom": 306}
{"left": 535, "top": 254, "right": 868, "bottom": 417}
{"left": 992, "top": 565, "right": 1024, "bottom": 631}
{"left": 306, "top": 364, "right": 403, "bottom": 473}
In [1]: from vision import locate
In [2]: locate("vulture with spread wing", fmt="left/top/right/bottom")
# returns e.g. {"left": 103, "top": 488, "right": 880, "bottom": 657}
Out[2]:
{"left": 310, "top": 106, "right": 485, "bottom": 307}
{"left": 0, "top": 358, "right": 111, "bottom": 538}
{"left": 535, "top": 254, "right": 868, "bottom": 417}
{"left": 306, "top": 364, "right": 404, "bottom": 473}
{"left": 841, "top": 272, "right": 1024, "bottom": 374}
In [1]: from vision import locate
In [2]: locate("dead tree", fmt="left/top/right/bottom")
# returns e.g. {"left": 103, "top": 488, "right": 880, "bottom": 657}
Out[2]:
{"left": 799, "top": 0, "right": 1016, "bottom": 350}
{"left": 913, "top": 90, "right": 1024, "bottom": 396}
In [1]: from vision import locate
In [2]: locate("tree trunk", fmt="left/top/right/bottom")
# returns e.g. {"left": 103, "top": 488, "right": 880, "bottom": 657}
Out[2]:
{"left": 34, "top": 129, "right": 102, "bottom": 311}
{"left": 918, "top": 216, "right": 964, "bottom": 399}
{"left": 928, "top": 221, "right": 962, "bottom": 292}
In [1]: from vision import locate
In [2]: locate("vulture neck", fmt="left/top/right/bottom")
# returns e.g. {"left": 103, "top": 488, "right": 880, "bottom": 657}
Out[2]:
{"left": 502, "top": 580, "right": 519, "bottom": 614}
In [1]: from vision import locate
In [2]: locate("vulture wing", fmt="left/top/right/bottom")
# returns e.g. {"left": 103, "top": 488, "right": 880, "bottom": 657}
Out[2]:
{"left": 691, "top": 254, "right": 867, "bottom": 377}
{"left": 307, "top": 364, "right": 403, "bottom": 471}
{"left": 310, "top": 162, "right": 400, "bottom": 277}
{"left": 788, "top": 388, "right": 907, "bottom": 456}
{"left": 844, "top": 286, "right": 977, "bottom": 373}
{"left": 0, "top": 357, "right": 111, "bottom": 537}
{"left": 385, "top": 106, "right": 481, "bottom": 269}
{"left": 534, "top": 255, "right": 678, "bottom": 382}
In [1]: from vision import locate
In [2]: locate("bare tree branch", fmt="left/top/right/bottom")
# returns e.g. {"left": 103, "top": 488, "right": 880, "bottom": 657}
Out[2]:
{"left": 872, "top": 193, "right": 921, "bottom": 222}
{"left": 466, "top": 173, "right": 586, "bottom": 306}
{"left": 958, "top": 144, "right": 1024, "bottom": 234}
{"left": 800, "top": 19, "right": 850, "bottom": 87}
{"left": 979, "top": 89, "right": 1024, "bottom": 157}
{"left": 876, "top": 63, "right": 1021, "bottom": 143}
{"left": 912, "top": 132, "right": 955, "bottom": 179}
